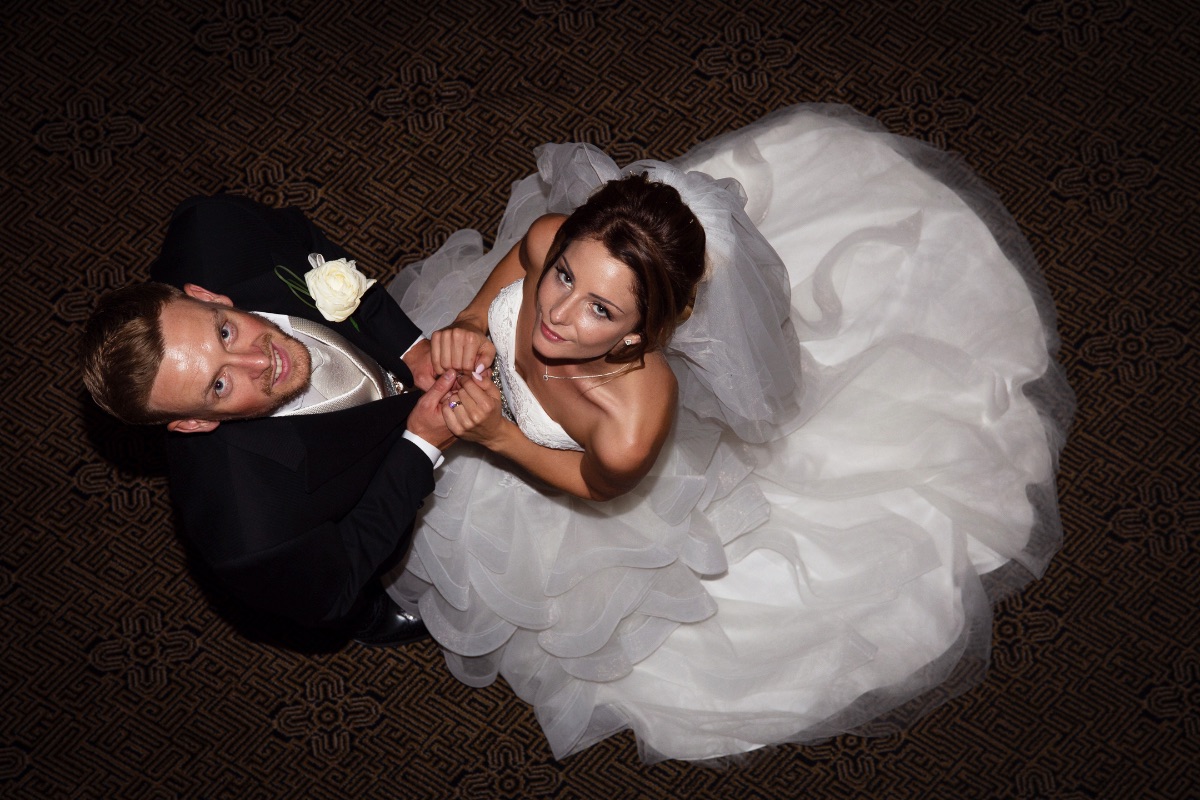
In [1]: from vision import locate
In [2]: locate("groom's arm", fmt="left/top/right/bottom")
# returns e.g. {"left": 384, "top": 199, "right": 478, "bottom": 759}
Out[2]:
{"left": 168, "top": 405, "right": 436, "bottom": 628}
{"left": 222, "top": 443, "right": 435, "bottom": 627}
{"left": 170, "top": 371, "right": 454, "bottom": 628}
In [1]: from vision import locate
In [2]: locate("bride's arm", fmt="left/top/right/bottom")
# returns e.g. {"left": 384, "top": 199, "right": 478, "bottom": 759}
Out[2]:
{"left": 446, "top": 371, "right": 676, "bottom": 501}
{"left": 431, "top": 214, "right": 566, "bottom": 374}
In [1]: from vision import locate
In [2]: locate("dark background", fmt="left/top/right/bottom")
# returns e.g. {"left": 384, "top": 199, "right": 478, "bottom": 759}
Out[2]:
{"left": 2, "top": 1, "right": 1196, "bottom": 797}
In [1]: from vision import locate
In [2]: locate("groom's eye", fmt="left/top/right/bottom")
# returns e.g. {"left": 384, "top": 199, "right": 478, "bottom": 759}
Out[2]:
{"left": 213, "top": 377, "right": 228, "bottom": 397}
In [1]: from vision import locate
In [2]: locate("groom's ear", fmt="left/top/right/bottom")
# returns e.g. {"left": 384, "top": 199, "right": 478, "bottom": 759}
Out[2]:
{"left": 182, "top": 283, "right": 233, "bottom": 307}
{"left": 167, "top": 418, "right": 221, "bottom": 434}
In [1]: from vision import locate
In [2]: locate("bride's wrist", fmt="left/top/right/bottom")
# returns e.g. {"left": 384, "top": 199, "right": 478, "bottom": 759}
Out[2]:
{"left": 450, "top": 312, "right": 486, "bottom": 333}
{"left": 486, "top": 419, "right": 526, "bottom": 456}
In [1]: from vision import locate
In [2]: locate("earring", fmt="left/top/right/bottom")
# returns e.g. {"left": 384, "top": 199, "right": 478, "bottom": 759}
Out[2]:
{"left": 624, "top": 338, "right": 634, "bottom": 346}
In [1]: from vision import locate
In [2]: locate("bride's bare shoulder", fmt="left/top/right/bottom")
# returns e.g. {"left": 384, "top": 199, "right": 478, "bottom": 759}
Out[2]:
{"left": 584, "top": 355, "right": 677, "bottom": 468}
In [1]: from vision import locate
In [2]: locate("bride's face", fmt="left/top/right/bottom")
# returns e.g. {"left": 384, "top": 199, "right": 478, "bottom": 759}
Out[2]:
{"left": 534, "top": 237, "right": 641, "bottom": 361}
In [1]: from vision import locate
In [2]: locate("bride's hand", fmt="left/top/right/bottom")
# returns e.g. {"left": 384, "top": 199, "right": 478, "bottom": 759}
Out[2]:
{"left": 441, "top": 368, "right": 507, "bottom": 448}
{"left": 431, "top": 322, "right": 497, "bottom": 376}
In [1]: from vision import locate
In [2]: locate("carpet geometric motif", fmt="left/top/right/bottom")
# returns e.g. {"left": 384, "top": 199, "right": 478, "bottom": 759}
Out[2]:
{"left": 2, "top": 0, "right": 1197, "bottom": 797}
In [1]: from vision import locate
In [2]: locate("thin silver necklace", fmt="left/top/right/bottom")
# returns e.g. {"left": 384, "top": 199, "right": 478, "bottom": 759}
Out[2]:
{"left": 543, "top": 362, "right": 636, "bottom": 381}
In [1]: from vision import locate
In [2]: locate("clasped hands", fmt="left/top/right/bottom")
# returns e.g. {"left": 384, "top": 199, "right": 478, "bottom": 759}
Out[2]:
{"left": 429, "top": 322, "right": 506, "bottom": 447}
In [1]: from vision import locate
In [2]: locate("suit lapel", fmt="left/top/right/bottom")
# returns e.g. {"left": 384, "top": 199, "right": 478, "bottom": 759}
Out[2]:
{"left": 347, "top": 285, "right": 416, "bottom": 377}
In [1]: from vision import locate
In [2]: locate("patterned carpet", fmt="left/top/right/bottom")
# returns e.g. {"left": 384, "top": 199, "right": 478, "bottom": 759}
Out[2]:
{"left": 3, "top": 0, "right": 1197, "bottom": 797}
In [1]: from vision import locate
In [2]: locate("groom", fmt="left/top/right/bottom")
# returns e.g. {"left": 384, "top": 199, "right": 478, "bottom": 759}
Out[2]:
{"left": 82, "top": 194, "right": 455, "bottom": 647}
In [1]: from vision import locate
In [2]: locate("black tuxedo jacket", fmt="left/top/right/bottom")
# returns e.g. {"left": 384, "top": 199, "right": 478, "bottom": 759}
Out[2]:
{"left": 151, "top": 194, "right": 431, "bottom": 627}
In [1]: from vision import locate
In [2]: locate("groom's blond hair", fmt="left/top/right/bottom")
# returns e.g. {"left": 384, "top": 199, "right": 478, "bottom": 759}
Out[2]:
{"left": 82, "top": 282, "right": 184, "bottom": 425}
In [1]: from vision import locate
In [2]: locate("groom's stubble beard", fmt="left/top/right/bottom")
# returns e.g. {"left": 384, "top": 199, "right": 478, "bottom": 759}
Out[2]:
{"left": 247, "top": 324, "right": 313, "bottom": 419}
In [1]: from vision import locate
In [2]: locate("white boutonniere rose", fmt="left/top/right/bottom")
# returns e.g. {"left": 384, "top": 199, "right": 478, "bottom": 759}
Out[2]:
{"left": 303, "top": 253, "right": 377, "bottom": 323}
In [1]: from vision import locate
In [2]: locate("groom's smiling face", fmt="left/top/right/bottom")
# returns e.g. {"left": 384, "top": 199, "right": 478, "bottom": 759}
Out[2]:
{"left": 148, "top": 284, "right": 312, "bottom": 433}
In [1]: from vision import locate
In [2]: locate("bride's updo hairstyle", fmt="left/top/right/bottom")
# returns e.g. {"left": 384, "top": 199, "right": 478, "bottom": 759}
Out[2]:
{"left": 540, "top": 172, "right": 706, "bottom": 364}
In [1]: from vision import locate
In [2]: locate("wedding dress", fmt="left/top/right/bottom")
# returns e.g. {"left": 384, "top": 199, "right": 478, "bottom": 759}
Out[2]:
{"left": 385, "top": 104, "right": 1073, "bottom": 762}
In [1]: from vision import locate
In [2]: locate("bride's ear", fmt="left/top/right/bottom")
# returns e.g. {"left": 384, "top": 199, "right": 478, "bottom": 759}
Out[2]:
{"left": 609, "top": 333, "right": 643, "bottom": 358}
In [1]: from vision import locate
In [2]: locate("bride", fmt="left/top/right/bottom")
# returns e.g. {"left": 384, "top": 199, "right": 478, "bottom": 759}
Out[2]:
{"left": 428, "top": 171, "right": 707, "bottom": 502}
{"left": 386, "top": 104, "right": 1073, "bottom": 762}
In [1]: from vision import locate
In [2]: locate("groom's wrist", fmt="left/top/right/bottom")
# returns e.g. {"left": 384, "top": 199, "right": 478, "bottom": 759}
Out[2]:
{"left": 402, "top": 430, "right": 444, "bottom": 469}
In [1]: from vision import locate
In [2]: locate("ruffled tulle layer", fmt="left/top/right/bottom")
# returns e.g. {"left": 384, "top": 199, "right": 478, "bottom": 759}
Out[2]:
{"left": 385, "top": 104, "right": 1072, "bottom": 762}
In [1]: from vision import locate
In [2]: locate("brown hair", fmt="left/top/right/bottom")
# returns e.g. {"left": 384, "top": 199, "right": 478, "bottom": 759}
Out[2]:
{"left": 540, "top": 172, "right": 706, "bottom": 363}
{"left": 81, "top": 282, "right": 185, "bottom": 424}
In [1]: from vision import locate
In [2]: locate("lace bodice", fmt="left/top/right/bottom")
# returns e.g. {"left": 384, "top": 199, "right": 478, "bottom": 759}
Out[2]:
{"left": 488, "top": 280, "right": 583, "bottom": 452}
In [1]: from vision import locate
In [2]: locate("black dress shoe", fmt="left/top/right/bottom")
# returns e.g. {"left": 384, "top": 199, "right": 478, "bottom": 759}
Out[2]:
{"left": 352, "top": 592, "right": 430, "bottom": 647}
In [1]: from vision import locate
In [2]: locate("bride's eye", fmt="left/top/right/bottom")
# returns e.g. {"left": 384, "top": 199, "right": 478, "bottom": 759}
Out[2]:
{"left": 591, "top": 302, "right": 610, "bottom": 319}
{"left": 556, "top": 267, "right": 572, "bottom": 287}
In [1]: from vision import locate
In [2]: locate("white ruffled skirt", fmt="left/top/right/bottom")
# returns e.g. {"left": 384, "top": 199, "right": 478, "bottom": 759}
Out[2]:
{"left": 386, "top": 104, "right": 1073, "bottom": 762}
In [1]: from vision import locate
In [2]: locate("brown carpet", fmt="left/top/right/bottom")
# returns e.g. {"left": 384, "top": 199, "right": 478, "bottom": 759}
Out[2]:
{"left": 3, "top": 0, "right": 1197, "bottom": 797}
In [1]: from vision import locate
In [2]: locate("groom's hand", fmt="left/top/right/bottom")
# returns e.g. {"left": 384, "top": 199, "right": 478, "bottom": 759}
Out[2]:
{"left": 401, "top": 338, "right": 437, "bottom": 391}
{"left": 406, "top": 370, "right": 458, "bottom": 452}
{"left": 431, "top": 322, "right": 496, "bottom": 377}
